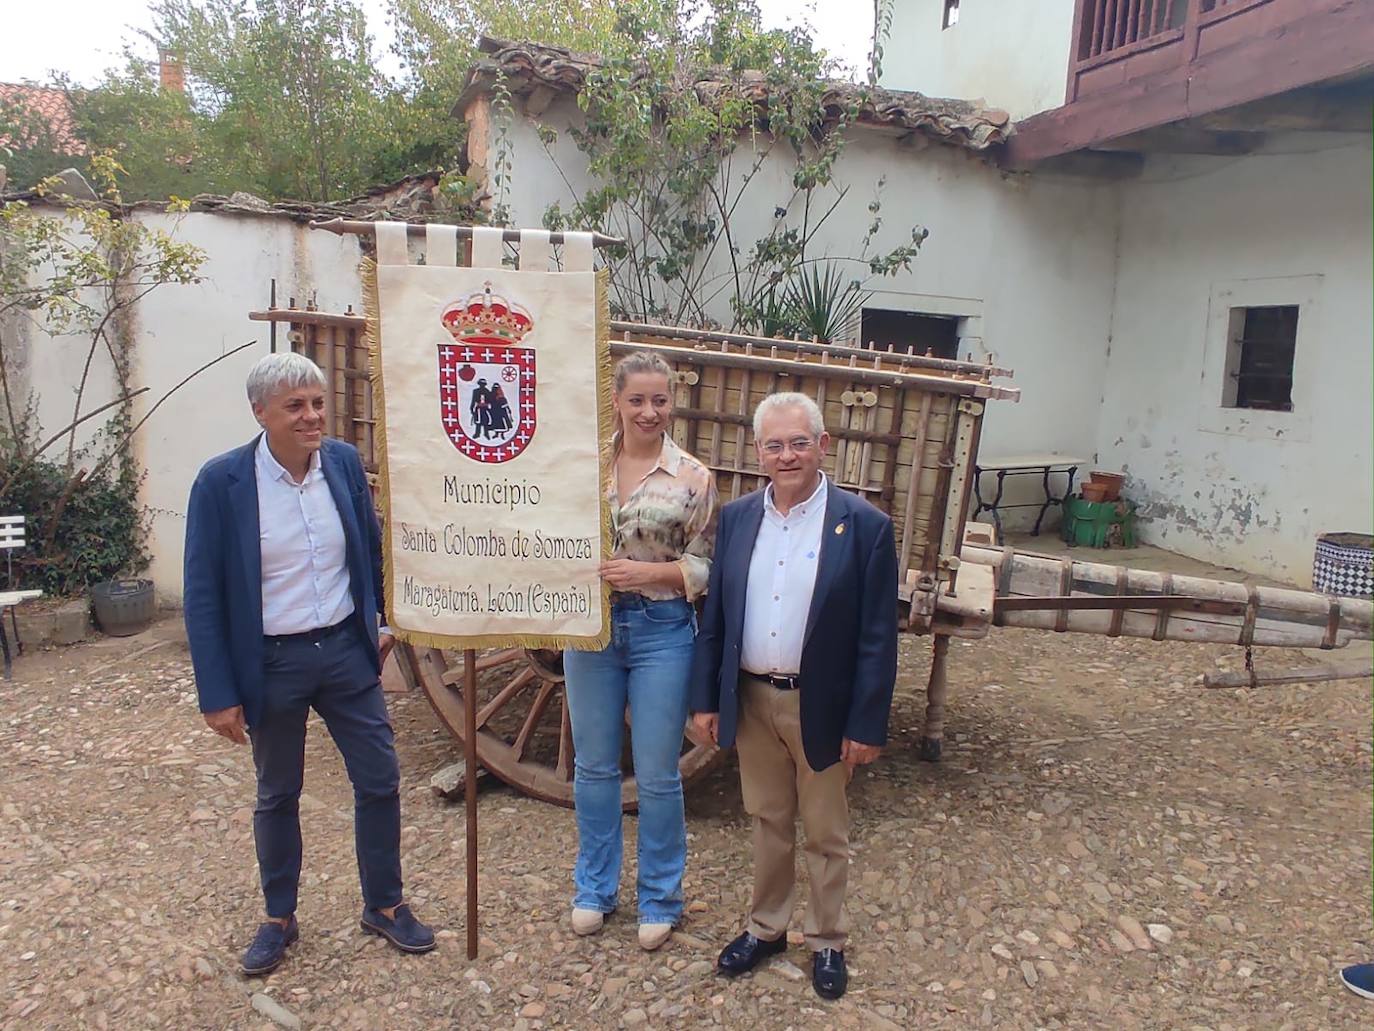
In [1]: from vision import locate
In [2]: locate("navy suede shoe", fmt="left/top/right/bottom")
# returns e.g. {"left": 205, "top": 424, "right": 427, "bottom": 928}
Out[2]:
{"left": 360, "top": 903, "right": 436, "bottom": 954}
{"left": 241, "top": 916, "right": 298, "bottom": 976}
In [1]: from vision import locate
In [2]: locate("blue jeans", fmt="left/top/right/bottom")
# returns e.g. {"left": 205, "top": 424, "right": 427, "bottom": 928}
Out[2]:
{"left": 248, "top": 624, "right": 402, "bottom": 918}
{"left": 563, "top": 596, "right": 695, "bottom": 925}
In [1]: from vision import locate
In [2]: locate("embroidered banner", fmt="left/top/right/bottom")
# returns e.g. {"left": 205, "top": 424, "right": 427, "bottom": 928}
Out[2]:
{"left": 366, "top": 223, "right": 611, "bottom": 649}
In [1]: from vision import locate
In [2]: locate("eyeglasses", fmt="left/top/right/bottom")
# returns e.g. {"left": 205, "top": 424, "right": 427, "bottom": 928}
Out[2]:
{"left": 760, "top": 437, "right": 817, "bottom": 456}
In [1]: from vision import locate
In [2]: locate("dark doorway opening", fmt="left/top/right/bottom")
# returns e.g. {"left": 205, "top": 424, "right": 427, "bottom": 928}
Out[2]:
{"left": 860, "top": 308, "right": 962, "bottom": 359}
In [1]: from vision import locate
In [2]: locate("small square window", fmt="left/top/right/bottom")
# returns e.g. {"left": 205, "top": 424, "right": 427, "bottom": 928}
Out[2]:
{"left": 1221, "top": 305, "right": 1298, "bottom": 412}
{"left": 943, "top": 1, "right": 961, "bottom": 30}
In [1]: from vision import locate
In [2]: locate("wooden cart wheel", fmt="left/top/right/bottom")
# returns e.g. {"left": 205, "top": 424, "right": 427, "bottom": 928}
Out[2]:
{"left": 406, "top": 643, "right": 723, "bottom": 809}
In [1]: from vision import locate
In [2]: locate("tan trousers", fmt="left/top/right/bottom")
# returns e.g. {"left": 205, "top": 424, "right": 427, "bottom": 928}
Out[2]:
{"left": 735, "top": 674, "right": 849, "bottom": 951}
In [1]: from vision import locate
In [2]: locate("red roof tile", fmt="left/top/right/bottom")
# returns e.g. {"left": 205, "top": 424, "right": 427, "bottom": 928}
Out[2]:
{"left": 0, "top": 83, "right": 85, "bottom": 155}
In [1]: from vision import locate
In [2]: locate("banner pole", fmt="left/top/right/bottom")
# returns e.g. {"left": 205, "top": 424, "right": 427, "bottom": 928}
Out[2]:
{"left": 464, "top": 647, "right": 479, "bottom": 960}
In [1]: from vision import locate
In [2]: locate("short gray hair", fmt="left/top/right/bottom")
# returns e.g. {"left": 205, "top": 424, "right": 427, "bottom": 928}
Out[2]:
{"left": 246, "top": 352, "right": 327, "bottom": 407}
{"left": 753, "top": 392, "right": 824, "bottom": 440}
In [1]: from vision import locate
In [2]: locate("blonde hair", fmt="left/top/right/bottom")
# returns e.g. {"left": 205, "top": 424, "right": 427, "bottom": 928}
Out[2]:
{"left": 613, "top": 351, "right": 674, "bottom": 392}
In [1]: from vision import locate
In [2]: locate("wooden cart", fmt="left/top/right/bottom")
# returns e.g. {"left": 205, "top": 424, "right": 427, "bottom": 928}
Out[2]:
{"left": 249, "top": 300, "right": 1373, "bottom": 807}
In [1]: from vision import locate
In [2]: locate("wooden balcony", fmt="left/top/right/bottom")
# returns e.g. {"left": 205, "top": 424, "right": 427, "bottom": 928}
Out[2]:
{"left": 1008, "top": 0, "right": 1374, "bottom": 166}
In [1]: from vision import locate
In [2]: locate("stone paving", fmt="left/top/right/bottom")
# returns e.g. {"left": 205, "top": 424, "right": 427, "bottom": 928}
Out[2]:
{"left": 1, "top": 543, "right": 1371, "bottom": 1030}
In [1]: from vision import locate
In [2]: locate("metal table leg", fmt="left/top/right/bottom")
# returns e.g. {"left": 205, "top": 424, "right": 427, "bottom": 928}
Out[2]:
{"left": 0, "top": 608, "right": 11, "bottom": 680}
{"left": 989, "top": 470, "right": 1011, "bottom": 544}
{"left": 1032, "top": 464, "right": 1078, "bottom": 536}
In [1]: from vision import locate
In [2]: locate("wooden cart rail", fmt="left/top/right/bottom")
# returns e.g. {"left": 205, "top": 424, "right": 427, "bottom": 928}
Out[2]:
{"left": 248, "top": 300, "right": 1016, "bottom": 804}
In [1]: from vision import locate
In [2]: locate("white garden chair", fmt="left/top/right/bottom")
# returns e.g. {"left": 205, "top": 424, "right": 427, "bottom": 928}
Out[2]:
{"left": 0, "top": 516, "right": 43, "bottom": 679}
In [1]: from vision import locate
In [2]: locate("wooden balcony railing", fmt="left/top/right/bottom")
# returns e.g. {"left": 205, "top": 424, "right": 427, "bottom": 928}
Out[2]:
{"left": 1012, "top": 0, "right": 1372, "bottom": 164}
{"left": 1073, "top": 0, "right": 1281, "bottom": 68}
{"left": 1077, "top": 0, "right": 1185, "bottom": 62}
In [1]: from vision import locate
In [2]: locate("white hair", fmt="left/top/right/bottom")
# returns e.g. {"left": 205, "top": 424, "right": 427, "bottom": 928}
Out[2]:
{"left": 246, "top": 351, "right": 327, "bottom": 407}
{"left": 753, "top": 392, "right": 825, "bottom": 440}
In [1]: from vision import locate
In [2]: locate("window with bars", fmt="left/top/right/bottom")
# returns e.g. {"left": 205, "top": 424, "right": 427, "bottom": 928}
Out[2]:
{"left": 943, "top": 0, "right": 961, "bottom": 30}
{"left": 1221, "top": 305, "right": 1299, "bottom": 412}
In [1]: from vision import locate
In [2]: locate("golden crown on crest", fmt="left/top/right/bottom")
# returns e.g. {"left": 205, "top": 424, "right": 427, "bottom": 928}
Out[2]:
{"left": 440, "top": 283, "right": 534, "bottom": 346}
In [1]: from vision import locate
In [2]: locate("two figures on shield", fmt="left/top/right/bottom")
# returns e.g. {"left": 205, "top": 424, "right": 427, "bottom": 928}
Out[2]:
{"left": 467, "top": 374, "right": 514, "bottom": 440}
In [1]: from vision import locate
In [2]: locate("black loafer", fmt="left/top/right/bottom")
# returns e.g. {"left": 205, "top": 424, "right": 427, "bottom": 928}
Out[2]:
{"left": 812, "top": 948, "right": 848, "bottom": 1000}
{"left": 241, "top": 916, "right": 298, "bottom": 976}
{"left": 716, "top": 930, "right": 786, "bottom": 976}
{"left": 360, "top": 903, "right": 437, "bottom": 954}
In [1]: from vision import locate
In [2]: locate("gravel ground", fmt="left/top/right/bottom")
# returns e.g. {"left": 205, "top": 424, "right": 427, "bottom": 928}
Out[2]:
{"left": 2, "top": 549, "right": 1371, "bottom": 1030}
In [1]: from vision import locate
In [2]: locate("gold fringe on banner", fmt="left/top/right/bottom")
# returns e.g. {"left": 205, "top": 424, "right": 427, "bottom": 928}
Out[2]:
{"left": 574, "top": 266, "right": 615, "bottom": 653}
{"left": 364, "top": 256, "right": 614, "bottom": 653}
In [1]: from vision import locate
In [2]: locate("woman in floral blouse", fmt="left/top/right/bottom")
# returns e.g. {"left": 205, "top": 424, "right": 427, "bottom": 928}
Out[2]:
{"left": 563, "top": 351, "right": 718, "bottom": 952}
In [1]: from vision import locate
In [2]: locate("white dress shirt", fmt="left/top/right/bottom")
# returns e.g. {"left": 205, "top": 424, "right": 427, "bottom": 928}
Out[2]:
{"left": 740, "top": 474, "right": 827, "bottom": 676}
{"left": 255, "top": 436, "right": 355, "bottom": 636}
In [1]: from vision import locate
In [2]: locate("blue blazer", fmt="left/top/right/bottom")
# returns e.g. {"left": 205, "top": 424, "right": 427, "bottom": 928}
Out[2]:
{"left": 689, "top": 479, "right": 899, "bottom": 772}
{"left": 183, "top": 435, "right": 384, "bottom": 728}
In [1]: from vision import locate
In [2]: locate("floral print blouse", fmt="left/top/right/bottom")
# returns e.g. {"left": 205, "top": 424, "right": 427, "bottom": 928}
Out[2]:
{"left": 610, "top": 433, "right": 718, "bottom": 601}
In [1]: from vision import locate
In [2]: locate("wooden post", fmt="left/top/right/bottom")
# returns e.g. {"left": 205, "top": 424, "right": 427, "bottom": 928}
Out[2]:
{"left": 464, "top": 648, "right": 479, "bottom": 959}
{"left": 921, "top": 634, "right": 951, "bottom": 761}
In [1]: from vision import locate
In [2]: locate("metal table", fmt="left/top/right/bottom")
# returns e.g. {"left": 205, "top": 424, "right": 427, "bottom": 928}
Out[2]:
{"left": 973, "top": 454, "right": 1088, "bottom": 544}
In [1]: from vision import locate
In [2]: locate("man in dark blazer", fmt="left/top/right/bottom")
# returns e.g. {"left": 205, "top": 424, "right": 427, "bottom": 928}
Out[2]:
{"left": 690, "top": 392, "right": 898, "bottom": 1001}
{"left": 184, "top": 352, "right": 434, "bottom": 975}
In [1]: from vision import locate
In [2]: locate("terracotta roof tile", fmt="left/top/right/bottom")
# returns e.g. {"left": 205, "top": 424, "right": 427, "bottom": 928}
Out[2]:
{"left": 455, "top": 37, "right": 1011, "bottom": 152}
{"left": 0, "top": 83, "right": 85, "bottom": 155}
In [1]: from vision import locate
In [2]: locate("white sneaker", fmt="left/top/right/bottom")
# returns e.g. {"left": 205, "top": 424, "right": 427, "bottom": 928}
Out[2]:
{"left": 638, "top": 922, "right": 673, "bottom": 951}
{"left": 571, "top": 908, "right": 604, "bottom": 936}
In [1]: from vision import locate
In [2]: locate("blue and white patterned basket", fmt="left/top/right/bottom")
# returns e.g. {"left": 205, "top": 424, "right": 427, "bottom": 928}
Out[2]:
{"left": 1312, "top": 533, "right": 1374, "bottom": 599}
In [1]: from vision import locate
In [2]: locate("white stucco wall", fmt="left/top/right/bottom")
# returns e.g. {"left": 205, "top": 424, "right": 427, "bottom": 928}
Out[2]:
{"left": 1096, "top": 139, "right": 1373, "bottom": 586}
{"left": 15, "top": 103, "right": 1362, "bottom": 602}
{"left": 502, "top": 94, "right": 1121, "bottom": 520}
{"left": 10, "top": 207, "right": 366, "bottom": 601}
{"left": 2, "top": 211, "right": 122, "bottom": 459}
{"left": 879, "top": 0, "right": 1075, "bottom": 118}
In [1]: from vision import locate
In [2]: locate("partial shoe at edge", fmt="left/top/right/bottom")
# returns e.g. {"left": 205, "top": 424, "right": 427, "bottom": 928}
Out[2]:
{"left": 1340, "top": 962, "right": 1374, "bottom": 1000}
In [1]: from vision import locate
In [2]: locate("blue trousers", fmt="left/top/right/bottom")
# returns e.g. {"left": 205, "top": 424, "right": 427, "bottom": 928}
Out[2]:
{"left": 563, "top": 596, "right": 695, "bottom": 925}
{"left": 248, "top": 625, "right": 402, "bottom": 918}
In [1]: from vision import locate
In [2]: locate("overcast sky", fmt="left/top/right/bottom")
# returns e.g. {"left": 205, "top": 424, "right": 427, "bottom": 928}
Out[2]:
{"left": 0, "top": 1, "right": 873, "bottom": 86}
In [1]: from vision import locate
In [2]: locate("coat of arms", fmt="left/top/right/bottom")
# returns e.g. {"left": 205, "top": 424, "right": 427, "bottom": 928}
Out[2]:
{"left": 438, "top": 284, "right": 536, "bottom": 463}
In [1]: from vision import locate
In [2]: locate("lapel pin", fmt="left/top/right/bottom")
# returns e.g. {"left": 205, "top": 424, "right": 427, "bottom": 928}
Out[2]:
{"left": 835, "top": 524, "right": 846, "bottom": 536}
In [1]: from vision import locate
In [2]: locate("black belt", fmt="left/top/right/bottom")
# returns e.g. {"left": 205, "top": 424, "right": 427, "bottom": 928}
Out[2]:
{"left": 748, "top": 672, "right": 800, "bottom": 691}
{"left": 265, "top": 616, "right": 353, "bottom": 645}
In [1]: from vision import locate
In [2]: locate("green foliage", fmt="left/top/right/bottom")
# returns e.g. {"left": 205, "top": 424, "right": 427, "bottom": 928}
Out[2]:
{"left": 135, "top": 0, "right": 429, "bottom": 201}
{"left": 1, "top": 160, "right": 205, "bottom": 594}
{"left": 537, "top": 0, "right": 927, "bottom": 331}
{"left": 0, "top": 427, "right": 150, "bottom": 597}
{"left": 785, "top": 263, "right": 868, "bottom": 344}
{"left": 3, "top": 1, "right": 459, "bottom": 201}
{"left": 65, "top": 64, "right": 206, "bottom": 202}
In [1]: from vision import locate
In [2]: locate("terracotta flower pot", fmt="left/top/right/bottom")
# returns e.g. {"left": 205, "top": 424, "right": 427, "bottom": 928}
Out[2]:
{"left": 1089, "top": 470, "right": 1124, "bottom": 502}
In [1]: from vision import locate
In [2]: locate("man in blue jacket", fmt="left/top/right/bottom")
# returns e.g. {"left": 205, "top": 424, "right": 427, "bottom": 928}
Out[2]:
{"left": 690, "top": 392, "right": 898, "bottom": 1001}
{"left": 184, "top": 352, "right": 434, "bottom": 975}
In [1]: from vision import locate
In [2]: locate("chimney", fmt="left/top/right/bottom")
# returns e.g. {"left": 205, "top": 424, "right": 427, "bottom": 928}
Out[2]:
{"left": 158, "top": 48, "right": 185, "bottom": 93}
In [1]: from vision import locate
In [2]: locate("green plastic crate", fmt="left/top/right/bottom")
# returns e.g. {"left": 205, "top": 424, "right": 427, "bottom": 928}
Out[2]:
{"left": 1061, "top": 496, "right": 1137, "bottom": 549}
